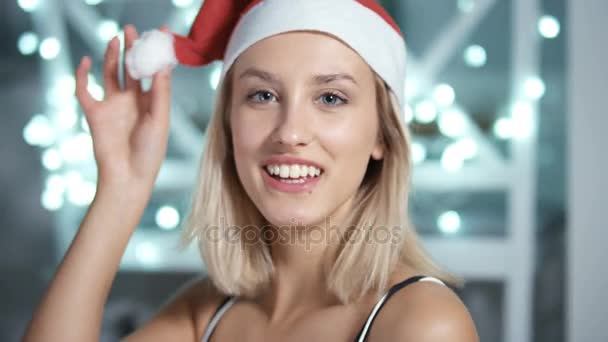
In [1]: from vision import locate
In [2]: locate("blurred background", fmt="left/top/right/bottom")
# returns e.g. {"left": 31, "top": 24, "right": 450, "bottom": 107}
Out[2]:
{"left": 1, "top": 0, "right": 606, "bottom": 341}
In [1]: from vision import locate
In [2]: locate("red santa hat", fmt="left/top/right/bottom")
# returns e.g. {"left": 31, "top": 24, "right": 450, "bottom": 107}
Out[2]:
{"left": 126, "top": 0, "right": 407, "bottom": 106}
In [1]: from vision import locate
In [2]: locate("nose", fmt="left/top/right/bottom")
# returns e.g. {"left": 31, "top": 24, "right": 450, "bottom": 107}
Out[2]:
{"left": 270, "top": 100, "right": 314, "bottom": 147}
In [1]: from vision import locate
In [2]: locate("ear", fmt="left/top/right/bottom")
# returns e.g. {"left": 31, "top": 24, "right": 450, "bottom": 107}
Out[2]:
{"left": 371, "top": 141, "right": 384, "bottom": 160}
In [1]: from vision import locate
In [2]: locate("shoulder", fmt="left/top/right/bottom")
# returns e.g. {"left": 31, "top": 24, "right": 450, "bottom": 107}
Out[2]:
{"left": 178, "top": 276, "right": 227, "bottom": 313}
{"left": 369, "top": 278, "right": 479, "bottom": 342}
{"left": 122, "top": 275, "right": 228, "bottom": 342}
{"left": 172, "top": 276, "right": 229, "bottom": 338}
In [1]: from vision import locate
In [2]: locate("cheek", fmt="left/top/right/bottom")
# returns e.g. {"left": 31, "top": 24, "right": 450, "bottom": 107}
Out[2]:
{"left": 317, "top": 116, "right": 378, "bottom": 200}
{"left": 320, "top": 112, "right": 378, "bottom": 165}
{"left": 230, "top": 111, "right": 275, "bottom": 183}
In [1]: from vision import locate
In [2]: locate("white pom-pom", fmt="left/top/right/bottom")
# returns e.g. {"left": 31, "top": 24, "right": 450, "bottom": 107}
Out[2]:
{"left": 125, "top": 30, "right": 177, "bottom": 80}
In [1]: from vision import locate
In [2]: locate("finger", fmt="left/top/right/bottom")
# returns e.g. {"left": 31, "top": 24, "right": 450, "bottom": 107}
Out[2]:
{"left": 103, "top": 37, "right": 121, "bottom": 95}
{"left": 159, "top": 25, "right": 169, "bottom": 32}
{"left": 75, "top": 56, "right": 99, "bottom": 114}
{"left": 149, "top": 66, "right": 172, "bottom": 125}
{"left": 122, "top": 25, "right": 141, "bottom": 93}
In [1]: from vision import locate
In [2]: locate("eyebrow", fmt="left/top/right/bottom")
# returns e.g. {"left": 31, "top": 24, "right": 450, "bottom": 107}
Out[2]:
{"left": 237, "top": 67, "right": 359, "bottom": 87}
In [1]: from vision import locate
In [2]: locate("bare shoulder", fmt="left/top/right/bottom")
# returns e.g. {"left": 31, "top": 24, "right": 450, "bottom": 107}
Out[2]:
{"left": 369, "top": 279, "right": 479, "bottom": 342}
{"left": 121, "top": 275, "right": 227, "bottom": 342}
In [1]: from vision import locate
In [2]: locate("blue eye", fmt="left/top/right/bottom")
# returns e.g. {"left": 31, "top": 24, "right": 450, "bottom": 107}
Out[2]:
{"left": 248, "top": 91, "right": 277, "bottom": 103}
{"left": 247, "top": 90, "right": 347, "bottom": 106}
{"left": 319, "top": 92, "right": 347, "bottom": 106}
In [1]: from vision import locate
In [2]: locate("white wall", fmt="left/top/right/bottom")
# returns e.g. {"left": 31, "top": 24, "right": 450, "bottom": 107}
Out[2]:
{"left": 568, "top": 1, "right": 608, "bottom": 341}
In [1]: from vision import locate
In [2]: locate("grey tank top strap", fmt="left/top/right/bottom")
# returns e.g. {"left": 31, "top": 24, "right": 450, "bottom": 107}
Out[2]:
{"left": 353, "top": 275, "right": 446, "bottom": 342}
{"left": 200, "top": 296, "right": 238, "bottom": 342}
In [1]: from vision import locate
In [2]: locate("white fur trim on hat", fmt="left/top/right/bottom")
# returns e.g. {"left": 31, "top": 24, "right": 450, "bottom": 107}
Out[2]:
{"left": 221, "top": 0, "right": 407, "bottom": 107}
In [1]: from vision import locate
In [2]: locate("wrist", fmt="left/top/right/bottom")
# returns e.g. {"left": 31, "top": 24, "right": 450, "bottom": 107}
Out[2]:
{"left": 94, "top": 177, "right": 153, "bottom": 211}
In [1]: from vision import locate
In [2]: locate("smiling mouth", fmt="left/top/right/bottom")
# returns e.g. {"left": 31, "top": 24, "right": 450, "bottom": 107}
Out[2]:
{"left": 262, "top": 164, "right": 324, "bottom": 183}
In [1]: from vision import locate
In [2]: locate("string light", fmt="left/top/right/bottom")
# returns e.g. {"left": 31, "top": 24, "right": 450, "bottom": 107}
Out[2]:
{"left": 41, "top": 174, "right": 66, "bottom": 211}
{"left": 440, "top": 138, "right": 478, "bottom": 172}
{"left": 438, "top": 211, "right": 461, "bottom": 234}
{"left": 58, "top": 133, "right": 94, "bottom": 163}
{"left": 538, "top": 15, "right": 560, "bottom": 39}
{"left": 441, "top": 144, "right": 465, "bottom": 172}
{"left": 523, "top": 76, "right": 546, "bottom": 100}
{"left": 464, "top": 44, "right": 487, "bottom": 68}
{"left": 433, "top": 84, "right": 456, "bottom": 107}
{"left": 97, "top": 20, "right": 119, "bottom": 42}
{"left": 46, "top": 174, "right": 67, "bottom": 196}
{"left": 65, "top": 171, "right": 96, "bottom": 206}
{"left": 23, "top": 114, "right": 55, "bottom": 147}
{"left": 438, "top": 109, "right": 467, "bottom": 138}
{"left": 17, "top": 32, "right": 39, "bottom": 55}
{"left": 155, "top": 206, "right": 181, "bottom": 230}
{"left": 414, "top": 100, "right": 438, "bottom": 124}
{"left": 454, "top": 138, "right": 478, "bottom": 160}
{"left": 41, "top": 189, "right": 64, "bottom": 211}
{"left": 39, "top": 37, "right": 61, "bottom": 60}
{"left": 493, "top": 117, "right": 514, "bottom": 140}
{"left": 42, "top": 148, "right": 63, "bottom": 171}
{"left": 17, "top": 0, "right": 40, "bottom": 12}
{"left": 411, "top": 142, "right": 427, "bottom": 165}
{"left": 511, "top": 101, "right": 535, "bottom": 139}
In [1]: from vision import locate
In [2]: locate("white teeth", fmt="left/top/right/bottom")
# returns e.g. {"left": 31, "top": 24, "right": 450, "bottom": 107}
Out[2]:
{"left": 265, "top": 163, "right": 322, "bottom": 179}
{"left": 279, "top": 165, "right": 290, "bottom": 178}
{"left": 289, "top": 165, "right": 300, "bottom": 178}
{"left": 281, "top": 178, "right": 306, "bottom": 184}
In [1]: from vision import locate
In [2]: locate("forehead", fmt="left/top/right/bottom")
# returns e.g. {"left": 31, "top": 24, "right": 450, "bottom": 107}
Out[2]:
{"left": 232, "top": 31, "right": 374, "bottom": 82}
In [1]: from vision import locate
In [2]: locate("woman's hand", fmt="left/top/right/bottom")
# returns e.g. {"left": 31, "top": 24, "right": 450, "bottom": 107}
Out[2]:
{"left": 75, "top": 25, "right": 172, "bottom": 190}
{"left": 24, "top": 24, "right": 176, "bottom": 342}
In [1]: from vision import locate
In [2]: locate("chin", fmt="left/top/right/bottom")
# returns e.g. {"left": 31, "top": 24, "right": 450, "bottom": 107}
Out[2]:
{"left": 259, "top": 205, "right": 327, "bottom": 229}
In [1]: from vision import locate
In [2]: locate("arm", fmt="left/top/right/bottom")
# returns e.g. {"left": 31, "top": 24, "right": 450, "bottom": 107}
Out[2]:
{"left": 23, "top": 24, "right": 173, "bottom": 342}
{"left": 23, "top": 184, "right": 150, "bottom": 341}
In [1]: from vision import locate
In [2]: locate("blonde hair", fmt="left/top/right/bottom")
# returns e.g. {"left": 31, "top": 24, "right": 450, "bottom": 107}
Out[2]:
{"left": 182, "top": 66, "right": 463, "bottom": 304}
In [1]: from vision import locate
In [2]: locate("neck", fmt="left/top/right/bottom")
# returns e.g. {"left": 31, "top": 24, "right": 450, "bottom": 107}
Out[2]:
{"left": 257, "top": 199, "right": 354, "bottom": 323}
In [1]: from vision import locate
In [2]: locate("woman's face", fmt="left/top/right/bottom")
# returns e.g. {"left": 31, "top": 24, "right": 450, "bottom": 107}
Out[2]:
{"left": 230, "top": 31, "right": 383, "bottom": 229}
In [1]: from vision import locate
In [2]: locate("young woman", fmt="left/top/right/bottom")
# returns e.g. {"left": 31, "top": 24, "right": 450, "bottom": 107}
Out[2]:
{"left": 24, "top": 0, "right": 479, "bottom": 341}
